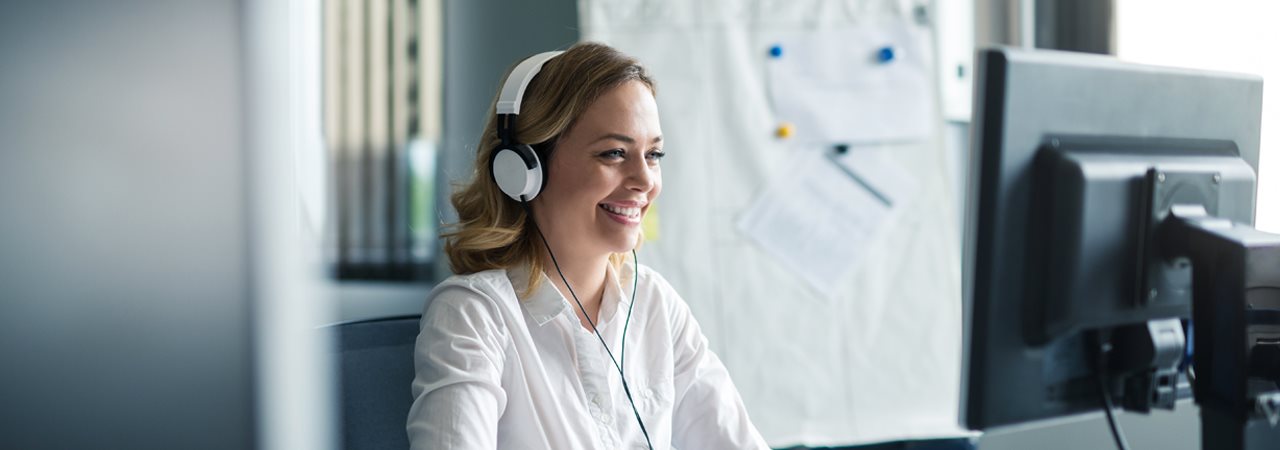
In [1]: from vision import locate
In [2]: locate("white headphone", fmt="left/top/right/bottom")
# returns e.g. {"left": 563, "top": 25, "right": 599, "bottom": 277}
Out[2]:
{"left": 490, "top": 51, "right": 564, "bottom": 202}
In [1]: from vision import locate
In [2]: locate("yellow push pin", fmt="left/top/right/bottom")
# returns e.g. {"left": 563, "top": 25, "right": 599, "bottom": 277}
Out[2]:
{"left": 776, "top": 122, "right": 794, "bottom": 139}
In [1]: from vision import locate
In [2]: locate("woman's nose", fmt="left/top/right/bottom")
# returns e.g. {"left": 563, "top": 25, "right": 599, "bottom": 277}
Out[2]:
{"left": 626, "top": 158, "right": 656, "bottom": 193}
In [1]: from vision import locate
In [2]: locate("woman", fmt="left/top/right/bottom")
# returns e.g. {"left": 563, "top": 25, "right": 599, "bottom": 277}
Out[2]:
{"left": 407, "top": 42, "right": 767, "bottom": 450}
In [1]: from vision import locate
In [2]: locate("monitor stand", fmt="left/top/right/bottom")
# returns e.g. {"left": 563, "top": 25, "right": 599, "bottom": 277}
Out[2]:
{"left": 1159, "top": 190, "right": 1280, "bottom": 450}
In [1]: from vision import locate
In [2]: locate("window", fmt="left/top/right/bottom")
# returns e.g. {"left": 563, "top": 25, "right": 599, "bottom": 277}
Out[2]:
{"left": 321, "top": 0, "right": 442, "bottom": 279}
{"left": 1117, "top": 0, "right": 1280, "bottom": 232}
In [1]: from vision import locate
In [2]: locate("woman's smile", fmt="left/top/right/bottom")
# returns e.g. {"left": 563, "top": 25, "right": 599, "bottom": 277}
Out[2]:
{"left": 599, "top": 201, "right": 646, "bottom": 225}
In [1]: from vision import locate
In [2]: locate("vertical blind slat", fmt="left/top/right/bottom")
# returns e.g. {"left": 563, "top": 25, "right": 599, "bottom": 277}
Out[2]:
{"left": 322, "top": 0, "right": 344, "bottom": 268}
{"left": 366, "top": 0, "right": 390, "bottom": 264}
{"left": 324, "top": 0, "right": 433, "bottom": 278}
{"left": 341, "top": 0, "right": 367, "bottom": 265}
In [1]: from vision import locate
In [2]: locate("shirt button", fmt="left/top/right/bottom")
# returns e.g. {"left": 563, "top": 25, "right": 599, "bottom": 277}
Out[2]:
{"left": 590, "top": 394, "right": 601, "bottom": 405}
{"left": 600, "top": 414, "right": 613, "bottom": 424}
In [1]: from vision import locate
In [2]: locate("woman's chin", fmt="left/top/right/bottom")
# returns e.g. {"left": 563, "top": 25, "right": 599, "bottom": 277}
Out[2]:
{"left": 603, "top": 235, "right": 641, "bottom": 255}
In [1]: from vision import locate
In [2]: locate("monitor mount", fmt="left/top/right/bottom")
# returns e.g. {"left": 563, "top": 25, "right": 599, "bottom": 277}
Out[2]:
{"left": 1144, "top": 168, "right": 1280, "bottom": 450}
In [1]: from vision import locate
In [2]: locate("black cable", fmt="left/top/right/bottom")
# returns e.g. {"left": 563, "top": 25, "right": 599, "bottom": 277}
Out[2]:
{"left": 526, "top": 202, "right": 654, "bottom": 450}
{"left": 1094, "top": 338, "right": 1132, "bottom": 450}
{"left": 620, "top": 249, "right": 638, "bottom": 374}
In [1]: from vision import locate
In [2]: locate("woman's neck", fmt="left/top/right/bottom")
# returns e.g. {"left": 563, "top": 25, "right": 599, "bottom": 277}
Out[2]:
{"left": 540, "top": 248, "right": 610, "bottom": 327}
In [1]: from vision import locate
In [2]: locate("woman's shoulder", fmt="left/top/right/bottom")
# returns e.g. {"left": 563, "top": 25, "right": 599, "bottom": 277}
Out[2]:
{"left": 432, "top": 268, "right": 512, "bottom": 293}
{"left": 628, "top": 263, "right": 701, "bottom": 331}
{"left": 633, "top": 262, "right": 676, "bottom": 291}
{"left": 419, "top": 269, "right": 517, "bottom": 348}
{"left": 425, "top": 269, "right": 518, "bottom": 316}
{"left": 630, "top": 263, "right": 688, "bottom": 311}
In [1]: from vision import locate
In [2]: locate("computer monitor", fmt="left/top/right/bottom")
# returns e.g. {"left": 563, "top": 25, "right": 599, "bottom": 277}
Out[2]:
{"left": 960, "top": 47, "right": 1266, "bottom": 433}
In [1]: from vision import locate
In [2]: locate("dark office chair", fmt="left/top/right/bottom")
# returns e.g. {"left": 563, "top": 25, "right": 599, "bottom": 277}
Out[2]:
{"left": 333, "top": 315, "right": 421, "bottom": 450}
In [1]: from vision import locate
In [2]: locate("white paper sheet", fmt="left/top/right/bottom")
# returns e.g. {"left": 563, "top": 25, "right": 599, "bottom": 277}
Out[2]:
{"left": 766, "top": 24, "right": 935, "bottom": 143}
{"left": 829, "top": 145, "right": 920, "bottom": 211}
{"left": 737, "top": 146, "right": 915, "bottom": 297}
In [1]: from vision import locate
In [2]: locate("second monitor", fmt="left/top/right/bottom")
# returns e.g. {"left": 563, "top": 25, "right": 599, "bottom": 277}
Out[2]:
{"left": 961, "top": 46, "right": 1280, "bottom": 449}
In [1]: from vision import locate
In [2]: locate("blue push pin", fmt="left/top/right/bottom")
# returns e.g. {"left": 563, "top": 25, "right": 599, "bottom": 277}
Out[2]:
{"left": 769, "top": 44, "right": 783, "bottom": 59}
{"left": 877, "top": 46, "right": 895, "bottom": 63}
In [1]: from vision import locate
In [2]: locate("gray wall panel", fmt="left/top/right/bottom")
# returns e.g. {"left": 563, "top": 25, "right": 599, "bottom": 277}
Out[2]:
{"left": 0, "top": 2, "right": 253, "bottom": 449}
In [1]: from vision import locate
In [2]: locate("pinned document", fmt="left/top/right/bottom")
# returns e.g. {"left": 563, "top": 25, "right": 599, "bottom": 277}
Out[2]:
{"left": 737, "top": 145, "right": 918, "bottom": 297}
{"left": 828, "top": 143, "right": 919, "bottom": 211}
{"left": 765, "top": 24, "right": 935, "bottom": 143}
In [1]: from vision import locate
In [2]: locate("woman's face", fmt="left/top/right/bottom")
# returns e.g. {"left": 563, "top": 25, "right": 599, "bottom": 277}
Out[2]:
{"left": 531, "top": 80, "right": 663, "bottom": 260}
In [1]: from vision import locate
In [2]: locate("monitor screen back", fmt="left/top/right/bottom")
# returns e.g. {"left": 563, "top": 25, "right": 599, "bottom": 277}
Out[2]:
{"left": 961, "top": 47, "right": 1263, "bottom": 430}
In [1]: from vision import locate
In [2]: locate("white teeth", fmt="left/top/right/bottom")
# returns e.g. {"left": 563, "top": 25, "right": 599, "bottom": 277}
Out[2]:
{"left": 600, "top": 204, "right": 641, "bottom": 218}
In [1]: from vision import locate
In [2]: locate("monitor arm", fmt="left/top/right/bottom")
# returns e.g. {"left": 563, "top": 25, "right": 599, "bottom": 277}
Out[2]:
{"left": 1160, "top": 201, "right": 1280, "bottom": 450}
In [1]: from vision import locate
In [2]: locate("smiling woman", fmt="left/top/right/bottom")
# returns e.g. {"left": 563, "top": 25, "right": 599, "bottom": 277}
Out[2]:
{"left": 407, "top": 42, "right": 769, "bottom": 450}
{"left": 441, "top": 43, "right": 658, "bottom": 297}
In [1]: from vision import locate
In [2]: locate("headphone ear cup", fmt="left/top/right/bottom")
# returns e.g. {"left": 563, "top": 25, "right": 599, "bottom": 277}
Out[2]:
{"left": 491, "top": 144, "right": 543, "bottom": 201}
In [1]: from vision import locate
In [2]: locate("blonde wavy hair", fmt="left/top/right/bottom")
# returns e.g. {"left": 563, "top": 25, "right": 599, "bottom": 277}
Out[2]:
{"left": 442, "top": 42, "right": 656, "bottom": 297}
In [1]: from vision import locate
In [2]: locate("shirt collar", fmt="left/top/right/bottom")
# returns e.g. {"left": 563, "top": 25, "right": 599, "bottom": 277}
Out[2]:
{"left": 506, "top": 260, "right": 638, "bottom": 328}
{"left": 597, "top": 262, "right": 628, "bottom": 326}
{"left": 507, "top": 264, "right": 568, "bottom": 327}
{"left": 608, "top": 260, "right": 637, "bottom": 309}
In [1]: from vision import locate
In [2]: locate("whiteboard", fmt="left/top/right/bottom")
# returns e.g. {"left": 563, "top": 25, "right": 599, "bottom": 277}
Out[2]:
{"left": 579, "top": 0, "right": 968, "bottom": 446}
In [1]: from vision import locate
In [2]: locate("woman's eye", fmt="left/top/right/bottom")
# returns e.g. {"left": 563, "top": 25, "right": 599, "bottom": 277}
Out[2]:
{"left": 600, "top": 149, "right": 625, "bottom": 160}
{"left": 646, "top": 150, "right": 666, "bottom": 161}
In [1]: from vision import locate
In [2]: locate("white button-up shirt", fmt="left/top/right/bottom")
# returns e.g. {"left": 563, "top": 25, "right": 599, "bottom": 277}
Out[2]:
{"left": 407, "top": 262, "right": 768, "bottom": 449}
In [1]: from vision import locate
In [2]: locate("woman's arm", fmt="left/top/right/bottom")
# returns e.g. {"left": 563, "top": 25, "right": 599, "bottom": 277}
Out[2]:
{"left": 406, "top": 284, "right": 509, "bottom": 450}
{"left": 662, "top": 277, "right": 770, "bottom": 449}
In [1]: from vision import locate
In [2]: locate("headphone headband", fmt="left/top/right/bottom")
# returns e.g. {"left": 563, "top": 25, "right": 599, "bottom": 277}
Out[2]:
{"left": 491, "top": 51, "right": 561, "bottom": 202}
{"left": 497, "top": 51, "right": 564, "bottom": 116}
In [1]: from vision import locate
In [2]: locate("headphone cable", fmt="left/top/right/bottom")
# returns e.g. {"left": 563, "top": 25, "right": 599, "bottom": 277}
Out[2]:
{"left": 620, "top": 249, "right": 639, "bottom": 375}
{"left": 527, "top": 204, "right": 654, "bottom": 450}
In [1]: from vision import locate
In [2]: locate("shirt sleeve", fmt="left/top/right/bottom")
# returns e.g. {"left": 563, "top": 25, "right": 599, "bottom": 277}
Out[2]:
{"left": 406, "top": 283, "right": 510, "bottom": 450}
{"left": 661, "top": 275, "right": 770, "bottom": 450}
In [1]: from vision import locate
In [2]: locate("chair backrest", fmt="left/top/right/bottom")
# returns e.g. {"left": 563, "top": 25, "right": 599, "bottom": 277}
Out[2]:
{"left": 333, "top": 315, "right": 421, "bottom": 450}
